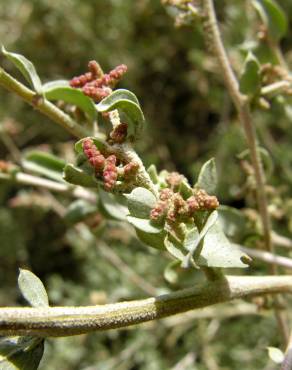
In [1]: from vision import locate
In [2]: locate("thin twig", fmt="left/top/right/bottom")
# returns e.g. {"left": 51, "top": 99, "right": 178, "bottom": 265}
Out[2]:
{"left": 200, "top": 0, "right": 289, "bottom": 344}
{"left": 0, "top": 275, "right": 292, "bottom": 337}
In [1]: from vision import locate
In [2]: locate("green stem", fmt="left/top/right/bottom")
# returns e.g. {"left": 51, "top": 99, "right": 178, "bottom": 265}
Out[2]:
{"left": 0, "top": 67, "right": 89, "bottom": 138}
{"left": 0, "top": 275, "right": 292, "bottom": 337}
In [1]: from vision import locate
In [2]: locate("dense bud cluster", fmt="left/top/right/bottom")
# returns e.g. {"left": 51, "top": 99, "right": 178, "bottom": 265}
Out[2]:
{"left": 82, "top": 138, "right": 139, "bottom": 191}
{"left": 70, "top": 62, "right": 128, "bottom": 102}
{"left": 166, "top": 172, "right": 185, "bottom": 190}
{"left": 150, "top": 184, "right": 219, "bottom": 224}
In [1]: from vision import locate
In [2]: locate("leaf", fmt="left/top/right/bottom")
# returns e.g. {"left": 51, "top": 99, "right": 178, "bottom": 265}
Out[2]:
{"left": 74, "top": 137, "right": 106, "bottom": 154}
{"left": 147, "top": 164, "right": 159, "bottom": 184}
{"left": 164, "top": 234, "right": 185, "bottom": 261}
{"left": 127, "top": 216, "right": 163, "bottom": 234}
{"left": 23, "top": 151, "right": 66, "bottom": 182}
{"left": 179, "top": 180, "right": 193, "bottom": 199}
{"left": 1, "top": 46, "right": 42, "bottom": 94}
{"left": 197, "top": 221, "right": 250, "bottom": 268}
{"left": 218, "top": 205, "right": 248, "bottom": 242}
{"left": 252, "top": 0, "right": 288, "bottom": 42}
{"left": 135, "top": 228, "right": 166, "bottom": 250}
{"left": 43, "top": 80, "right": 97, "bottom": 121}
{"left": 125, "top": 187, "right": 157, "bottom": 218}
{"left": 18, "top": 269, "right": 49, "bottom": 307}
{"left": 0, "top": 336, "right": 44, "bottom": 370}
{"left": 63, "top": 163, "right": 99, "bottom": 187}
{"left": 96, "top": 89, "right": 145, "bottom": 140}
{"left": 183, "top": 226, "right": 200, "bottom": 252}
{"left": 164, "top": 260, "right": 181, "bottom": 285}
{"left": 196, "top": 158, "right": 217, "bottom": 194}
{"left": 99, "top": 188, "right": 128, "bottom": 221}
{"left": 267, "top": 346, "right": 284, "bottom": 364}
{"left": 64, "top": 199, "right": 97, "bottom": 225}
{"left": 239, "top": 52, "right": 261, "bottom": 96}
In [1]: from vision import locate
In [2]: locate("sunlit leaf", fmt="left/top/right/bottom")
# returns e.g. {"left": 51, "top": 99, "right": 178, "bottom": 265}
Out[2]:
{"left": 18, "top": 269, "right": 49, "bottom": 307}
{"left": 196, "top": 158, "right": 217, "bottom": 194}
{"left": 267, "top": 346, "right": 284, "bottom": 364}
{"left": 99, "top": 188, "right": 128, "bottom": 221}
{"left": 43, "top": 80, "right": 96, "bottom": 121}
{"left": 96, "top": 89, "right": 145, "bottom": 140}
{"left": 1, "top": 46, "right": 42, "bottom": 94}
{"left": 127, "top": 216, "right": 163, "bottom": 233}
{"left": 125, "top": 187, "right": 157, "bottom": 218}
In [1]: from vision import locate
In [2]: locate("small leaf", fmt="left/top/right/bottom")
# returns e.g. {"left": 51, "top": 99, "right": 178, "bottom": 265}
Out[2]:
{"left": 96, "top": 89, "right": 145, "bottom": 140}
{"left": 0, "top": 336, "right": 44, "bottom": 370}
{"left": 43, "top": 80, "right": 97, "bottom": 121}
{"left": 196, "top": 158, "right": 217, "bottom": 194}
{"left": 164, "top": 234, "right": 185, "bottom": 261}
{"left": 135, "top": 228, "right": 166, "bottom": 250}
{"left": 1, "top": 46, "right": 42, "bottom": 94}
{"left": 267, "top": 346, "right": 284, "bottom": 364}
{"left": 164, "top": 260, "right": 181, "bottom": 285}
{"left": 99, "top": 188, "right": 128, "bottom": 221}
{"left": 197, "top": 221, "right": 250, "bottom": 268}
{"left": 125, "top": 187, "right": 157, "bottom": 218}
{"left": 252, "top": 0, "right": 288, "bottom": 42}
{"left": 147, "top": 164, "right": 159, "bottom": 184}
{"left": 18, "top": 269, "right": 49, "bottom": 307}
{"left": 74, "top": 137, "right": 106, "bottom": 154}
{"left": 179, "top": 180, "right": 193, "bottom": 199}
{"left": 218, "top": 205, "right": 248, "bottom": 242}
{"left": 23, "top": 151, "right": 65, "bottom": 182}
{"left": 64, "top": 199, "right": 97, "bottom": 225}
{"left": 63, "top": 163, "right": 99, "bottom": 187}
{"left": 239, "top": 52, "right": 261, "bottom": 96}
{"left": 127, "top": 216, "right": 163, "bottom": 234}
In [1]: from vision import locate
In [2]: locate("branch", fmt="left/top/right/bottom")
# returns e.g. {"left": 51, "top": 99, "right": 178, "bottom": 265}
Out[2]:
{"left": 0, "top": 67, "right": 89, "bottom": 138}
{"left": 0, "top": 171, "right": 96, "bottom": 202}
{"left": 0, "top": 275, "right": 292, "bottom": 337}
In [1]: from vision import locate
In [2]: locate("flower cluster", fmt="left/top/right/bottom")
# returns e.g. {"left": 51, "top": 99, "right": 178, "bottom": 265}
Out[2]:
{"left": 150, "top": 181, "right": 219, "bottom": 224}
{"left": 70, "top": 61, "right": 128, "bottom": 102}
{"left": 82, "top": 138, "right": 139, "bottom": 191}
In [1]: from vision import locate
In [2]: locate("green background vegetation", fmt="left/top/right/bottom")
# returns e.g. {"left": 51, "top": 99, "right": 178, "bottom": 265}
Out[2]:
{"left": 0, "top": 1, "right": 292, "bottom": 369}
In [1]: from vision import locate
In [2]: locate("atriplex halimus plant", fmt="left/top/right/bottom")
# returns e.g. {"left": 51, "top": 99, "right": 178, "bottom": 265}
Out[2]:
{"left": 0, "top": 0, "right": 291, "bottom": 368}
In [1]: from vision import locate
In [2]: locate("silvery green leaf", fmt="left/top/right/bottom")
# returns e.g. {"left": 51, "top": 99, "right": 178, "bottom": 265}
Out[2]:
{"left": 125, "top": 187, "right": 157, "bottom": 218}
{"left": 135, "top": 228, "right": 166, "bottom": 250}
{"left": 196, "top": 158, "right": 217, "bottom": 194}
{"left": 127, "top": 216, "right": 163, "bottom": 233}
{"left": 63, "top": 163, "right": 99, "bottom": 188}
{"left": 164, "top": 234, "right": 185, "bottom": 261}
{"left": 18, "top": 269, "right": 49, "bottom": 307}
{"left": 1, "top": 46, "right": 42, "bottom": 94}
{"left": 99, "top": 189, "right": 128, "bottom": 221}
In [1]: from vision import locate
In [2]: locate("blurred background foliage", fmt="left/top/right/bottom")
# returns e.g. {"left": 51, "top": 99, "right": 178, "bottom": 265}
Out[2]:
{"left": 0, "top": 0, "right": 292, "bottom": 369}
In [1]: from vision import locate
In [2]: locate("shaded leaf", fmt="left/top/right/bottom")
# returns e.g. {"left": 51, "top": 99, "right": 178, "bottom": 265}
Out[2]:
{"left": 164, "top": 260, "right": 181, "bottom": 285}
{"left": 196, "top": 158, "right": 217, "bottom": 194}
{"left": 218, "top": 205, "right": 248, "bottom": 242}
{"left": 252, "top": 0, "right": 288, "bottom": 42}
{"left": 1, "top": 46, "right": 42, "bottom": 94}
{"left": 96, "top": 89, "right": 145, "bottom": 140}
{"left": 164, "top": 234, "right": 185, "bottom": 261}
{"left": 64, "top": 199, "right": 97, "bottom": 225}
{"left": 239, "top": 52, "right": 261, "bottom": 96}
{"left": 127, "top": 216, "right": 163, "bottom": 233}
{"left": 23, "top": 151, "right": 65, "bottom": 182}
{"left": 0, "top": 337, "right": 44, "bottom": 370}
{"left": 18, "top": 269, "right": 49, "bottom": 307}
{"left": 99, "top": 188, "right": 128, "bottom": 221}
{"left": 63, "top": 163, "right": 99, "bottom": 188}
{"left": 43, "top": 80, "right": 96, "bottom": 121}
{"left": 125, "top": 187, "right": 157, "bottom": 218}
{"left": 135, "top": 228, "right": 166, "bottom": 250}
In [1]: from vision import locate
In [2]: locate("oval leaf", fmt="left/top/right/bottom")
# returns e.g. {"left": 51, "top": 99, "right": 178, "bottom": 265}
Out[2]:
{"left": 63, "top": 163, "right": 99, "bottom": 188}
{"left": 99, "top": 188, "right": 128, "bottom": 221}
{"left": 267, "top": 346, "right": 284, "bottom": 364}
{"left": 125, "top": 187, "right": 157, "bottom": 218}
{"left": 0, "top": 336, "right": 44, "bottom": 370}
{"left": 1, "top": 46, "right": 42, "bottom": 94}
{"left": 127, "top": 216, "right": 163, "bottom": 234}
{"left": 18, "top": 269, "right": 49, "bottom": 307}
{"left": 23, "top": 151, "right": 65, "bottom": 182}
{"left": 239, "top": 52, "right": 261, "bottom": 96}
{"left": 136, "top": 228, "right": 166, "bottom": 250}
{"left": 96, "top": 89, "right": 145, "bottom": 140}
{"left": 64, "top": 199, "right": 97, "bottom": 225}
{"left": 196, "top": 158, "right": 217, "bottom": 194}
{"left": 43, "top": 80, "right": 97, "bottom": 121}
